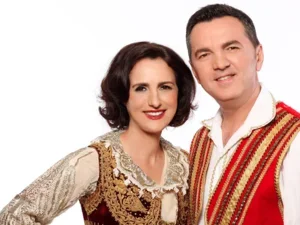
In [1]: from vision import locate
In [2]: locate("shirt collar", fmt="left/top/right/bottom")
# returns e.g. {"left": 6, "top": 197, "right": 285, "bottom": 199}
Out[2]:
{"left": 202, "top": 85, "right": 277, "bottom": 147}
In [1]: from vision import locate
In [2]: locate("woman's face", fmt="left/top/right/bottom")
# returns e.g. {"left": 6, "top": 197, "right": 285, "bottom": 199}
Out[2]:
{"left": 126, "top": 57, "right": 178, "bottom": 135}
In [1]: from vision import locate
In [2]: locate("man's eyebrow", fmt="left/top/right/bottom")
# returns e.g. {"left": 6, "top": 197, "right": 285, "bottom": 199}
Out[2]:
{"left": 194, "top": 47, "right": 211, "bottom": 57}
{"left": 193, "top": 40, "right": 242, "bottom": 57}
{"left": 221, "top": 40, "right": 241, "bottom": 49}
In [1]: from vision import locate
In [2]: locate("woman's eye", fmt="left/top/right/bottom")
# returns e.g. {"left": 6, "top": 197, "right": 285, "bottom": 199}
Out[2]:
{"left": 160, "top": 85, "right": 172, "bottom": 90}
{"left": 135, "top": 86, "right": 147, "bottom": 92}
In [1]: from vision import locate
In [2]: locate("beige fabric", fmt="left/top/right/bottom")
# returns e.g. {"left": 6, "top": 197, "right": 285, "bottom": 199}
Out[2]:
{"left": 0, "top": 132, "right": 188, "bottom": 225}
{"left": 0, "top": 147, "right": 98, "bottom": 225}
{"left": 161, "top": 192, "right": 178, "bottom": 222}
{"left": 92, "top": 131, "right": 189, "bottom": 198}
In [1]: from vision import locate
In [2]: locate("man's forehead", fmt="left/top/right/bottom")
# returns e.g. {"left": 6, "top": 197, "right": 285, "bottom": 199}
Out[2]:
{"left": 190, "top": 17, "right": 247, "bottom": 47}
{"left": 191, "top": 16, "right": 245, "bottom": 35}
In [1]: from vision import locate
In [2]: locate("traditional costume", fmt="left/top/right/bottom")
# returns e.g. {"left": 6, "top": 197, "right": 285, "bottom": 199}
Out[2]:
{"left": 0, "top": 131, "right": 189, "bottom": 225}
{"left": 189, "top": 87, "right": 300, "bottom": 225}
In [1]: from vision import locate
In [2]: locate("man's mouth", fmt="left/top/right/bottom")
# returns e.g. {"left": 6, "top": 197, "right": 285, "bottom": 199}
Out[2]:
{"left": 215, "top": 74, "right": 235, "bottom": 82}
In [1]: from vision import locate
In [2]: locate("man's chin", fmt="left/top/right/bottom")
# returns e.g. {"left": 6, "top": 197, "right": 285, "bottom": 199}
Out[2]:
{"left": 214, "top": 94, "right": 239, "bottom": 104}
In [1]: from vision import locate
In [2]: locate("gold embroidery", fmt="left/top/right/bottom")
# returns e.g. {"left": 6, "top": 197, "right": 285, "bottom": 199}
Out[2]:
{"left": 84, "top": 221, "right": 105, "bottom": 225}
{"left": 237, "top": 117, "right": 300, "bottom": 224}
{"left": 274, "top": 120, "right": 300, "bottom": 217}
{"left": 206, "top": 128, "right": 259, "bottom": 225}
{"left": 80, "top": 182, "right": 103, "bottom": 215}
{"left": 190, "top": 103, "right": 299, "bottom": 225}
{"left": 238, "top": 135, "right": 283, "bottom": 224}
{"left": 177, "top": 188, "right": 189, "bottom": 225}
{"left": 189, "top": 129, "right": 206, "bottom": 223}
{"left": 207, "top": 124, "right": 275, "bottom": 223}
{"left": 100, "top": 142, "right": 162, "bottom": 224}
{"left": 219, "top": 113, "right": 293, "bottom": 224}
{"left": 189, "top": 128, "right": 214, "bottom": 225}
{"left": 80, "top": 147, "right": 103, "bottom": 215}
{"left": 82, "top": 135, "right": 184, "bottom": 225}
{"left": 92, "top": 131, "right": 189, "bottom": 197}
{"left": 195, "top": 138, "right": 213, "bottom": 224}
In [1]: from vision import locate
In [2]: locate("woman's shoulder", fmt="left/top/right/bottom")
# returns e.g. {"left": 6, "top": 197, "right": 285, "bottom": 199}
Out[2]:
{"left": 86, "top": 130, "right": 121, "bottom": 154}
{"left": 89, "top": 130, "right": 120, "bottom": 146}
{"left": 160, "top": 138, "right": 189, "bottom": 195}
{"left": 160, "top": 138, "right": 189, "bottom": 160}
{"left": 179, "top": 149, "right": 189, "bottom": 158}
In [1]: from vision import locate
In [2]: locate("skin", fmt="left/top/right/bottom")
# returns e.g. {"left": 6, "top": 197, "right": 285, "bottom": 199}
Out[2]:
{"left": 120, "top": 57, "right": 178, "bottom": 184}
{"left": 189, "top": 16, "right": 264, "bottom": 145}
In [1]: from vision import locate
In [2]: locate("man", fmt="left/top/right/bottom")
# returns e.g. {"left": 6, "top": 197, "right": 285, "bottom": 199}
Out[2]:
{"left": 186, "top": 4, "right": 300, "bottom": 225}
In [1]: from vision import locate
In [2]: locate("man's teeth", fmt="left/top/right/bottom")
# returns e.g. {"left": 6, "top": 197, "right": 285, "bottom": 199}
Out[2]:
{"left": 218, "top": 75, "right": 232, "bottom": 81}
{"left": 146, "top": 111, "right": 163, "bottom": 116}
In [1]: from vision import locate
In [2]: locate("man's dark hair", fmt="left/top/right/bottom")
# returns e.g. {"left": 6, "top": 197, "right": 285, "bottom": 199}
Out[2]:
{"left": 186, "top": 4, "right": 260, "bottom": 58}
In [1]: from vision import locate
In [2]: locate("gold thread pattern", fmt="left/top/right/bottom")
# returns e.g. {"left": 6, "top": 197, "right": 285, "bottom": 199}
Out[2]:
{"left": 81, "top": 131, "right": 189, "bottom": 225}
{"left": 219, "top": 113, "right": 293, "bottom": 224}
{"left": 188, "top": 102, "right": 300, "bottom": 225}
{"left": 189, "top": 128, "right": 214, "bottom": 225}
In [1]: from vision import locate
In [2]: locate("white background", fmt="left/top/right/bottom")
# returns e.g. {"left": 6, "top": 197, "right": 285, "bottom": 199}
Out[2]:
{"left": 0, "top": 0, "right": 299, "bottom": 224}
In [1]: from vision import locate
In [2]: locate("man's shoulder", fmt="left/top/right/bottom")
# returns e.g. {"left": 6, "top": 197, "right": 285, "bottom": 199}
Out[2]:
{"left": 277, "top": 101, "right": 300, "bottom": 118}
{"left": 190, "top": 126, "right": 211, "bottom": 150}
{"left": 192, "top": 125, "right": 210, "bottom": 137}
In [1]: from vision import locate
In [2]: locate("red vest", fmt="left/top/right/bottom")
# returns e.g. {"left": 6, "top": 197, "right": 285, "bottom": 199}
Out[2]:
{"left": 189, "top": 102, "right": 300, "bottom": 225}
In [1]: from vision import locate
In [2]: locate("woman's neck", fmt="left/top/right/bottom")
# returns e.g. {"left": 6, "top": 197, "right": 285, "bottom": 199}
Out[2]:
{"left": 120, "top": 127, "right": 163, "bottom": 164}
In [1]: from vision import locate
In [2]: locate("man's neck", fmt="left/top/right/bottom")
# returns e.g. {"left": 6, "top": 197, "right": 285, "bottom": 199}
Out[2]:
{"left": 220, "top": 85, "right": 261, "bottom": 146}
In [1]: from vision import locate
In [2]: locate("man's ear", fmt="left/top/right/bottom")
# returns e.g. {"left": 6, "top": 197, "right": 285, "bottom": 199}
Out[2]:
{"left": 190, "top": 60, "right": 201, "bottom": 84}
{"left": 256, "top": 44, "right": 264, "bottom": 71}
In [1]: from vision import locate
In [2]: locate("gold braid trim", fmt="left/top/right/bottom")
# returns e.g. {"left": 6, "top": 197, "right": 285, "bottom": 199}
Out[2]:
{"left": 207, "top": 107, "right": 300, "bottom": 225}
{"left": 80, "top": 143, "right": 104, "bottom": 215}
{"left": 274, "top": 119, "right": 300, "bottom": 217}
{"left": 189, "top": 127, "right": 214, "bottom": 225}
{"left": 206, "top": 128, "right": 260, "bottom": 225}
{"left": 85, "top": 141, "right": 179, "bottom": 224}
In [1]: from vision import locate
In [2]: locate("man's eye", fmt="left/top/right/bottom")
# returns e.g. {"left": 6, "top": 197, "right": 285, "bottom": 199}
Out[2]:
{"left": 199, "top": 53, "right": 208, "bottom": 59}
{"left": 227, "top": 46, "right": 239, "bottom": 51}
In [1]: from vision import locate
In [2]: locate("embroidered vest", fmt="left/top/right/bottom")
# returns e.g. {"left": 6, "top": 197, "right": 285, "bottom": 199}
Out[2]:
{"left": 79, "top": 140, "right": 188, "bottom": 225}
{"left": 189, "top": 102, "right": 300, "bottom": 225}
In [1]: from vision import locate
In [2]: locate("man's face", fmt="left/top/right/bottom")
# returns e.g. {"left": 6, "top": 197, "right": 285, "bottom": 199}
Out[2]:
{"left": 189, "top": 16, "right": 263, "bottom": 105}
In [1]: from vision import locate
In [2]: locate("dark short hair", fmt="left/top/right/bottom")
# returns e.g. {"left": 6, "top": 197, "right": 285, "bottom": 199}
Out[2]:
{"left": 186, "top": 4, "right": 260, "bottom": 58}
{"left": 99, "top": 41, "right": 196, "bottom": 130}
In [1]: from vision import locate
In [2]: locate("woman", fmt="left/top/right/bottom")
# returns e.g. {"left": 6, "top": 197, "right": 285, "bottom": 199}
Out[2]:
{"left": 0, "top": 42, "right": 196, "bottom": 224}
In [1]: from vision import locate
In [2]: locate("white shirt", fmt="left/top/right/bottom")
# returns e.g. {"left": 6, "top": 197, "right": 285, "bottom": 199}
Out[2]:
{"left": 198, "top": 86, "right": 300, "bottom": 225}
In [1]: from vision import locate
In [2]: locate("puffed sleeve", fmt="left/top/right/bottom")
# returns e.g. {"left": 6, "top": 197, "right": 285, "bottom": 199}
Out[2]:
{"left": 0, "top": 147, "right": 99, "bottom": 225}
{"left": 281, "top": 132, "right": 300, "bottom": 225}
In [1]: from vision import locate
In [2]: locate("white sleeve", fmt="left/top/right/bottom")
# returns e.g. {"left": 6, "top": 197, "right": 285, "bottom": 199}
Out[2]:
{"left": 280, "top": 132, "right": 300, "bottom": 225}
{"left": 0, "top": 147, "right": 99, "bottom": 225}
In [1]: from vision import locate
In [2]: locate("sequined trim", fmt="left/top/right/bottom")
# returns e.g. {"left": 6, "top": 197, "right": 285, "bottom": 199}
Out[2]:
{"left": 206, "top": 128, "right": 260, "bottom": 225}
{"left": 206, "top": 106, "right": 299, "bottom": 225}
{"left": 189, "top": 102, "right": 300, "bottom": 225}
{"left": 91, "top": 130, "right": 189, "bottom": 197}
{"left": 82, "top": 141, "right": 184, "bottom": 224}
{"left": 189, "top": 127, "right": 214, "bottom": 225}
{"left": 207, "top": 109, "right": 284, "bottom": 224}
{"left": 274, "top": 119, "right": 300, "bottom": 217}
{"left": 221, "top": 113, "right": 293, "bottom": 224}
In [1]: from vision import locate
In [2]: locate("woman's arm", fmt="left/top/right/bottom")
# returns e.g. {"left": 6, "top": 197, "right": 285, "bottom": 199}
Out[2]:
{"left": 0, "top": 147, "right": 99, "bottom": 225}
